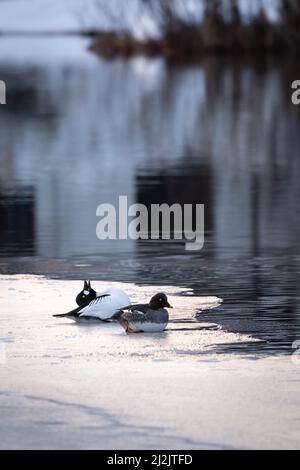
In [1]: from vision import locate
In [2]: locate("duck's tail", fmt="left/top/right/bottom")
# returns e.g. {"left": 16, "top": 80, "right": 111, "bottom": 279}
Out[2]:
{"left": 53, "top": 305, "right": 82, "bottom": 318}
{"left": 53, "top": 313, "right": 71, "bottom": 318}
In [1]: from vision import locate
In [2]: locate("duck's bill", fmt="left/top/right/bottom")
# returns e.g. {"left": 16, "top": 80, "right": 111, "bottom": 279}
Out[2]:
{"left": 166, "top": 302, "right": 173, "bottom": 308}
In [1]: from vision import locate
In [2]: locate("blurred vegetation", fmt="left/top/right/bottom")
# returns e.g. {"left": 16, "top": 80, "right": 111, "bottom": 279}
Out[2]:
{"left": 90, "top": 0, "right": 300, "bottom": 61}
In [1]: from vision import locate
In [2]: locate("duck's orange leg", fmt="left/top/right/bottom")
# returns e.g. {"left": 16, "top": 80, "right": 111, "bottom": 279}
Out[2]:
{"left": 126, "top": 325, "right": 137, "bottom": 334}
{"left": 123, "top": 319, "right": 138, "bottom": 334}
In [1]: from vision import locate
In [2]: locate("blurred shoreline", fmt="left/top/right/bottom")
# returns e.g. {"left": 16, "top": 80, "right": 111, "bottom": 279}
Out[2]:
{"left": 1, "top": 0, "right": 300, "bottom": 61}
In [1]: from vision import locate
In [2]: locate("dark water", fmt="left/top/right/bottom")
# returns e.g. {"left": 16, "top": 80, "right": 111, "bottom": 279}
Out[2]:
{"left": 0, "top": 37, "right": 299, "bottom": 355}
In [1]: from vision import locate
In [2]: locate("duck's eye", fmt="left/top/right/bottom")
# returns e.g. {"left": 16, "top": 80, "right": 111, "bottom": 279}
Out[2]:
{"left": 82, "top": 295, "right": 85, "bottom": 298}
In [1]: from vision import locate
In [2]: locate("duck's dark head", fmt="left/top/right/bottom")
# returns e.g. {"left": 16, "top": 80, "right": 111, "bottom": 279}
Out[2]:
{"left": 149, "top": 293, "right": 172, "bottom": 310}
{"left": 76, "top": 280, "right": 97, "bottom": 307}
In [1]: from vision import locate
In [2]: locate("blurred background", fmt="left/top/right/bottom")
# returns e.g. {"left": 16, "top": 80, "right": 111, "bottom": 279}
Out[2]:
{"left": 0, "top": 0, "right": 299, "bottom": 353}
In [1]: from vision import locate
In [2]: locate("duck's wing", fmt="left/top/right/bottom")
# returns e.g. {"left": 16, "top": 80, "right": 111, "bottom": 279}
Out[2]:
{"left": 111, "top": 303, "right": 148, "bottom": 320}
{"left": 53, "top": 294, "right": 110, "bottom": 318}
{"left": 78, "top": 293, "right": 117, "bottom": 319}
{"left": 121, "top": 309, "right": 148, "bottom": 322}
{"left": 98, "top": 287, "right": 130, "bottom": 302}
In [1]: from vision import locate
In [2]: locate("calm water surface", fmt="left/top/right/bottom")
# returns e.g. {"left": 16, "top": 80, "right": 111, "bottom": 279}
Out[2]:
{"left": 0, "top": 37, "right": 299, "bottom": 355}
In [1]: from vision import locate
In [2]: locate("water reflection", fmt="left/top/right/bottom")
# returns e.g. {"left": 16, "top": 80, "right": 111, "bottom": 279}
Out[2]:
{"left": 0, "top": 37, "right": 299, "bottom": 354}
{"left": 0, "top": 185, "right": 35, "bottom": 256}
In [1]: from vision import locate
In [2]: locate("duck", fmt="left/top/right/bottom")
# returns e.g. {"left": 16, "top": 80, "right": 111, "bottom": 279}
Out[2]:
{"left": 75, "top": 280, "right": 130, "bottom": 309}
{"left": 112, "top": 292, "right": 172, "bottom": 333}
{"left": 53, "top": 280, "right": 131, "bottom": 322}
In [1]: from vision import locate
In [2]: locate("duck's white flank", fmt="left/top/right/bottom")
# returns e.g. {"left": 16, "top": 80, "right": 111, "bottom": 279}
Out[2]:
{"left": 128, "top": 321, "right": 168, "bottom": 332}
{"left": 79, "top": 287, "right": 130, "bottom": 320}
